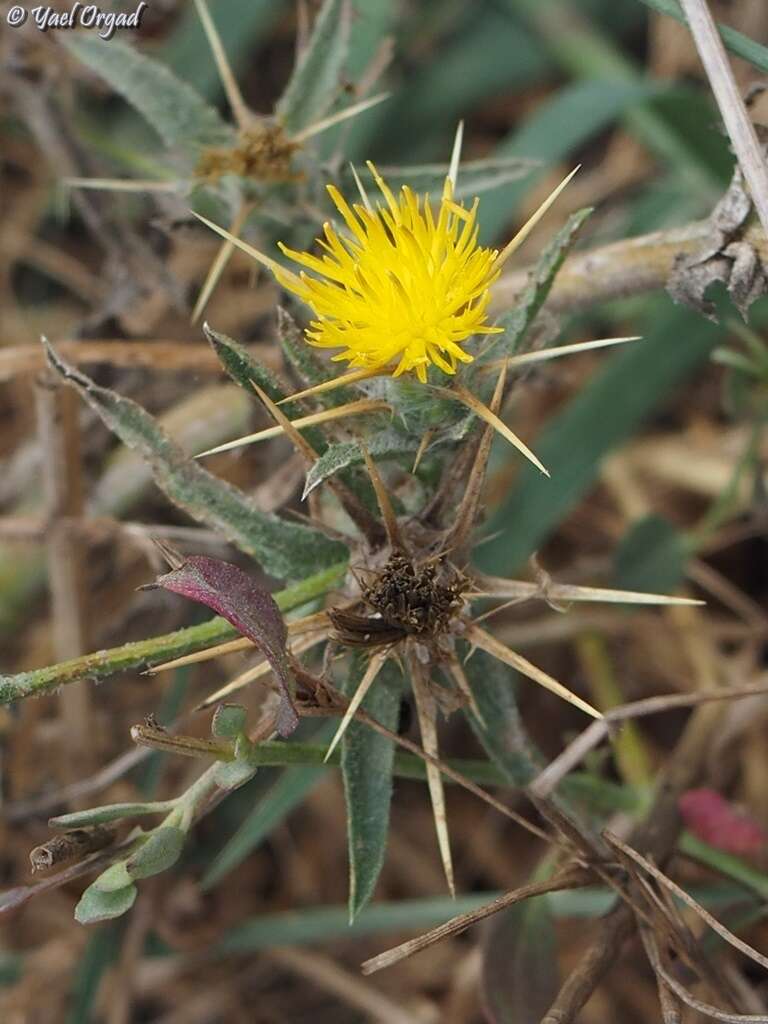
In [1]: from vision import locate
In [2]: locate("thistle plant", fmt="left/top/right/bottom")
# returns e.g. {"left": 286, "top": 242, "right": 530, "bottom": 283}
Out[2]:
{"left": 7, "top": 103, "right": 700, "bottom": 926}
{"left": 10, "top": 3, "right": 768, "bottom": 1018}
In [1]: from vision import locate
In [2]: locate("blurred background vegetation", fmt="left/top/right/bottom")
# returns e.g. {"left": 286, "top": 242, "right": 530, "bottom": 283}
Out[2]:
{"left": 3, "top": 0, "right": 768, "bottom": 1020}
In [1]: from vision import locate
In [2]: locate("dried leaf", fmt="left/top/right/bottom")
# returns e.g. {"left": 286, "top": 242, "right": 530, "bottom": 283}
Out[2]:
{"left": 668, "top": 155, "right": 768, "bottom": 320}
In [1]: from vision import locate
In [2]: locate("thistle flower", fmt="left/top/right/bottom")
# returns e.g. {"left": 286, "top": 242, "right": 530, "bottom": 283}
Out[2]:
{"left": 193, "top": 146, "right": 591, "bottom": 473}
{"left": 273, "top": 165, "right": 503, "bottom": 382}
{"left": 196, "top": 160, "right": 578, "bottom": 388}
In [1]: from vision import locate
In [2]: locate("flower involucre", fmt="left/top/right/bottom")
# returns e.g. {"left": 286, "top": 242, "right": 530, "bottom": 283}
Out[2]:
{"left": 274, "top": 163, "right": 502, "bottom": 382}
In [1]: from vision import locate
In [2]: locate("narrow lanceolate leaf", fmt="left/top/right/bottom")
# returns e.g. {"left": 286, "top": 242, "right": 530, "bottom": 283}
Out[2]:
{"left": 482, "top": 892, "right": 559, "bottom": 1024}
{"left": 326, "top": 650, "right": 389, "bottom": 762}
{"left": 151, "top": 556, "right": 298, "bottom": 736}
{"left": 43, "top": 341, "right": 346, "bottom": 582}
{"left": 462, "top": 647, "right": 542, "bottom": 787}
{"left": 203, "top": 324, "right": 331, "bottom": 456}
{"left": 204, "top": 324, "right": 290, "bottom": 405}
{"left": 342, "top": 656, "right": 403, "bottom": 920}
{"left": 60, "top": 35, "right": 232, "bottom": 154}
{"left": 482, "top": 207, "right": 593, "bottom": 362}
{"left": 344, "top": 155, "right": 539, "bottom": 202}
{"left": 275, "top": 0, "right": 351, "bottom": 133}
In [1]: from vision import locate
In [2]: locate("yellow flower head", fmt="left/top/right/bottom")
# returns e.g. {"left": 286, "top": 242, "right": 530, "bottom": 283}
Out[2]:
{"left": 273, "top": 163, "right": 502, "bottom": 383}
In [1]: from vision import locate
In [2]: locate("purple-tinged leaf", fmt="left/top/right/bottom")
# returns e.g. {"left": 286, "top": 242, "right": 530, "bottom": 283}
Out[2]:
{"left": 153, "top": 556, "right": 298, "bottom": 736}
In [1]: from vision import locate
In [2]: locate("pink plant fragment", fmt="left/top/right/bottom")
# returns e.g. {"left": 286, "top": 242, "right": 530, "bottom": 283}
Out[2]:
{"left": 679, "top": 788, "right": 767, "bottom": 856}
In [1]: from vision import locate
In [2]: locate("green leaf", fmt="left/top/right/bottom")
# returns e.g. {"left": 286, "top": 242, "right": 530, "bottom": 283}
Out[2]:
{"left": 303, "top": 431, "right": 415, "bottom": 498}
{"left": 50, "top": 801, "right": 175, "bottom": 829}
{"left": 613, "top": 515, "right": 688, "bottom": 594}
{"left": 463, "top": 648, "right": 541, "bottom": 786}
{"left": 344, "top": 155, "right": 539, "bottom": 202}
{"left": 483, "top": 207, "right": 593, "bottom": 361}
{"left": 74, "top": 881, "right": 137, "bottom": 924}
{"left": 205, "top": 324, "right": 329, "bottom": 452}
{"left": 634, "top": 0, "right": 768, "bottom": 75}
{"left": 275, "top": 0, "right": 351, "bottom": 133}
{"left": 43, "top": 341, "right": 346, "bottom": 582}
{"left": 213, "top": 885, "right": 757, "bottom": 953}
{"left": 475, "top": 302, "right": 720, "bottom": 577}
{"left": 482, "top": 894, "right": 559, "bottom": 1024}
{"left": 342, "top": 657, "right": 403, "bottom": 920}
{"left": 61, "top": 35, "right": 232, "bottom": 154}
{"left": 213, "top": 758, "right": 259, "bottom": 790}
{"left": 212, "top": 704, "right": 248, "bottom": 739}
{"left": 217, "top": 895, "right": 505, "bottom": 953}
{"left": 205, "top": 325, "right": 288, "bottom": 403}
{"left": 127, "top": 827, "right": 186, "bottom": 880}
{"left": 91, "top": 861, "right": 132, "bottom": 893}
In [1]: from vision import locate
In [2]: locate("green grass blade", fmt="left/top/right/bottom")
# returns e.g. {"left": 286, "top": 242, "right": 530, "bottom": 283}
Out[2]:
{"left": 475, "top": 302, "right": 720, "bottom": 576}
{"left": 634, "top": 0, "right": 768, "bottom": 75}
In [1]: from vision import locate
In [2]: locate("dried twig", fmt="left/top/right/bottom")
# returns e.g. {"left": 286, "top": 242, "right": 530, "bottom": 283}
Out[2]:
{"left": 361, "top": 869, "right": 589, "bottom": 975}
{"left": 604, "top": 831, "right": 768, "bottom": 973}
{"left": 679, "top": 0, "right": 768, "bottom": 240}
{"left": 35, "top": 370, "right": 92, "bottom": 781}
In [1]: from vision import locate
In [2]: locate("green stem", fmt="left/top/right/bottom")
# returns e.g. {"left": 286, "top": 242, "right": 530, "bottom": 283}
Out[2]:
{"left": 246, "top": 742, "right": 638, "bottom": 813}
{"left": 0, "top": 561, "right": 347, "bottom": 704}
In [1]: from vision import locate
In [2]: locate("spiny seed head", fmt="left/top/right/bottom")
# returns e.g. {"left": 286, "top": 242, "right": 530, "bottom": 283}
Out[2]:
{"left": 272, "top": 163, "right": 502, "bottom": 382}
{"left": 361, "top": 553, "right": 469, "bottom": 636}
